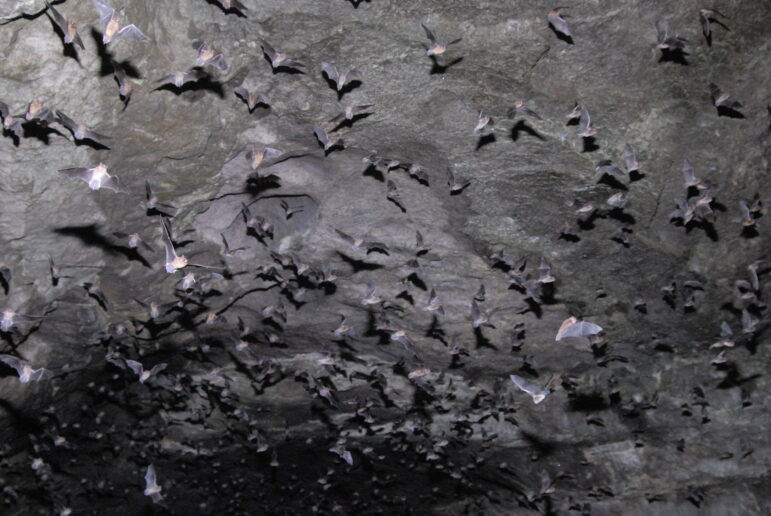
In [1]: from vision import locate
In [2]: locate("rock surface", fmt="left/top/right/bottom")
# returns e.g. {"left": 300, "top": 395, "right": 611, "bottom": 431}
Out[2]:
{"left": 0, "top": 0, "right": 769, "bottom": 514}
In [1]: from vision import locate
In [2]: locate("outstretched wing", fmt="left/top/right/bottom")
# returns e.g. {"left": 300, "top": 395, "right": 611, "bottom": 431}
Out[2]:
{"left": 124, "top": 359, "right": 143, "bottom": 376}
{"left": 92, "top": 0, "right": 115, "bottom": 28}
{"left": 320, "top": 62, "right": 339, "bottom": 83}
{"left": 0, "top": 354, "right": 23, "bottom": 374}
{"left": 313, "top": 126, "right": 329, "bottom": 146}
{"left": 421, "top": 23, "right": 436, "bottom": 43}
{"left": 58, "top": 168, "right": 92, "bottom": 185}
{"left": 115, "top": 24, "right": 149, "bottom": 42}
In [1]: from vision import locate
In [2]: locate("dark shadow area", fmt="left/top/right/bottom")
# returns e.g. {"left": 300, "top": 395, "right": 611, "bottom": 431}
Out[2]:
{"left": 548, "top": 24, "right": 573, "bottom": 45}
{"left": 475, "top": 133, "right": 496, "bottom": 151}
{"left": 428, "top": 55, "right": 463, "bottom": 75}
{"left": 658, "top": 48, "right": 689, "bottom": 65}
{"left": 510, "top": 120, "right": 546, "bottom": 142}
{"left": 155, "top": 74, "right": 225, "bottom": 98}
{"left": 336, "top": 252, "right": 385, "bottom": 273}
{"left": 53, "top": 224, "right": 153, "bottom": 268}
{"left": 204, "top": 0, "right": 247, "bottom": 17}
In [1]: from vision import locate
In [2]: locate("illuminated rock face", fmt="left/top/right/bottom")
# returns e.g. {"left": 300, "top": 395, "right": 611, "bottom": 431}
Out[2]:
{"left": 0, "top": 1, "right": 769, "bottom": 514}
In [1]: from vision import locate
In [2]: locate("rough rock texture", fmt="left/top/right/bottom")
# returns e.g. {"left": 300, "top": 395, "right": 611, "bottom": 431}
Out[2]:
{"left": 0, "top": 0, "right": 769, "bottom": 514}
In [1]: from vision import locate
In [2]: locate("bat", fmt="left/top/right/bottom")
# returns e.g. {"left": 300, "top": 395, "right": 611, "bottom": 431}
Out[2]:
{"left": 25, "top": 100, "right": 55, "bottom": 124}
{"left": 280, "top": 199, "right": 303, "bottom": 219}
{"left": 0, "top": 102, "right": 23, "bottom": 138}
{"left": 709, "top": 83, "right": 742, "bottom": 111}
{"left": 363, "top": 150, "right": 400, "bottom": 172}
{"left": 399, "top": 163, "right": 430, "bottom": 184}
{"left": 93, "top": 0, "right": 149, "bottom": 44}
{"left": 160, "top": 216, "right": 188, "bottom": 273}
{"left": 578, "top": 106, "right": 596, "bottom": 137}
{"left": 447, "top": 168, "right": 471, "bottom": 194}
{"left": 415, "top": 230, "right": 430, "bottom": 255}
{"left": 547, "top": 8, "right": 571, "bottom": 37}
{"left": 0, "top": 355, "right": 53, "bottom": 383}
{"left": 113, "top": 62, "right": 133, "bottom": 102}
{"left": 333, "top": 315, "right": 357, "bottom": 338}
{"left": 507, "top": 100, "right": 542, "bottom": 120}
{"left": 566, "top": 103, "right": 582, "bottom": 120}
{"left": 245, "top": 146, "right": 283, "bottom": 169}
{"left": 313, "top": 126, "right": 344, "bottom": 152}
{"left": 474, "top": 283, "right": 486, "bottom": 302}
{"left": 261, "top": 40, "right": 304, "bottom": 70}
{"left": 699, "top": 8, "right": 727, "bottom": 41}
{"left": 143, "top": 464, "right": 163, "bottom": 503}
{"left": 386, "top": 180, "right": 406, "bottom": 211}
{"left": 623, "top": 143, "right": 639, "bottom": 173}
{"left": 421, "top": 23, "right": 462, "bottom": 56}
{"left": 234, "top": 87, "right": 270, "bottom": 112}
{"left": 145, "top": 181, "right": 177, "bottom": 215}
{"left": 55, "top": 111, "right": 111, "bottom": 146}
{"left": 329, "top": 445, "right": 353, "bottom": 466}
{"left": 555, "top": 316, "right": 603, "bottom": 340}
{"left": 361, "top": 283, "right": 382, "bottom": 305}
{"left": 746, "top": 262, "right": 761, "bottom": 292}
{"left": 58, "top": 163, "right": 128, "bottom": 193}
{"left": 711, "top": 321, "right": 735, "bottom": 349}
{"left": 741, "top": 308, "right": 757, "bottom": 334}
{"left": 334, "top": 228, "right": 389, "bottom": 254}
{"left": 320, "top": 62, "right": 361, "bottom": 91}
{"left": 606, "top": 192, "right": 628, "bottom": 209}
{"left": 471, "top": 300, "right": 495, "bottom": 329}
{"left": 595, "top": 160, "right": 626, "bottom": 180}
{"left": 389, "top": 328, "right": 415, "bottom": 350}
{"left": 156, "top": 69, "right": 207, "bottom": 88}
{"left": 112, "top": 231, "right": 154, "bottom": 252}
{"left": 424, "top": 288, "right": 444, "bottom": 315}
{"left": 473, "top": 111, "right": 494, "bottom": 134}
{"left": 682, "top": 159, "right": 703, "bottom": 190}
{"left": 510, "top": 374, "right": 550, "bottom": 404}
{"left": 739, "top": 200, "right": 756, "bottom": 227}
{"left": 83, "top": 282, "right": 110, "bottom": 310}
{"left": 329, "top": 104, "right": 373, "bottom": 124}
{"left": 656, "top": 19, "right": 686, "bottom": 50}
{"left": 537, "top": 257, "right": 555, "bottom": 283}
{"left": 241, "top": 204, "right": 273, "bottom": 238}
{"left": 125, "top": 359, "right": 167, "bottom": 383}
{"left": 45, "top": 1, "right": 84, "bottom": 49}
{"left": 195, "top": 41, "right": 228, "bottom": 70}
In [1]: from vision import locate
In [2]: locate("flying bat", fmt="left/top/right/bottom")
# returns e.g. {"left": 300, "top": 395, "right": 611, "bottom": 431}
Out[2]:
{"left": 0, "top": 102, "right": 23, "bottom": 138}
{"left": 709, "top": 83, "right": 742, "bottom": 111}
{"left": 547, "top": 8, "right": 572, "bottom": 37}
{"left": 245, "top": 146, "right": 283, "bottom": 169}
{"left": 578, "top": 106, "right": 596, "bottom": 137}
{"left": 0, "top": 355, "right": 53, "bottom": 383}
{"left": 143, "top": 465, "right": 163, "bottom": 503}
{"left": 623, "top": 143, "right": 639, "bottom": 173}
{"left": 234, "top": 87, "right": 270, "bottom": 112}
{"left": 329, "top": 104, "right": 373, "bottom": 124}
{"left": 83, "top": 282, "right": 110, "bottom": 310}
{"left": 421, "top": 23, "right": 462, "bottom": 56}
{"left": 595, "top": 160, "right": 626, "bottom": 180}
{"left": 510, "top": 374, "right": 550, "bottom": 404}
{"left": 555, "top": 316, "right": 603, "bottom": 340}
{"left": 606, "top": 192, "right": 628, "bottom": 209}
{"left": 112, "top": 231, "right": 154, "bottom": 252}
{"left": 507, "top": 100, "right": 543, "bottom": 120}
{"left": 93, "top": 0, "right": 149, "bottom": 44}
{"left": 113, "top": 63, "right": 133, "bottom": 102}
{"left": 313, "top": 126, "right": 344, "bottom": 152}
{"left": 386, "top": 180, "right": 406, "bottom": 211}
{"left": 361, "top": 283, "right": 383, "bottom": 305}
{"left": 195, "top": 41, "right": 227, "bottom": 70}
{"left": 656, "top": 19, "right": 686, "bottom": 50}
{"left": 320, "top": 62, "right": 361, "bottom": 91}
{"left": 682, "top": 159, "right": 703, "bottom": 190}
{"left": 261, "top": 40, "right": 304, "bottom": 70}
{"left": 160, "top": 217, "right": 189, "bottom": 273}
{"left": 145, "top": 181, "right": 177, "bottom": 215}
{"left": 424, "top": 288, "right": 444, "bottom": 316}
{"left": 471, "top": 300, "right": 495, "bottom": 329}
{"left": 45, "top": 1, "right": 84, "bottom": 49}
{"left": 156, "top": 69, "right": 207, "bottom": 88}
{"left": 473, "top": 111, "right": 494, "bottom": 134}
{"left": 125, "top": 359, "right": 167, "bottom": 383}
{"left": 58, "top": 163, "right": 128, "bottom": 193}
{"left": 25, "top": 100, "right": 55, "bottom": 124}
{"left": 333, "top": 315, "right": 357, "bottom": 338}
{"left": 334, "top": 228, "right": 389, "bottom": 254}
{"left": 447, "top": 168, "right": 471, "bottom": 194}
{"left": 55, "top": 111, "right": 111, "bottom": 146}
{"left": 699, "top": 8, "right": 727, "bottom": 41}
{"left": 280, "top": 199, "right": 303, "bottom": 219}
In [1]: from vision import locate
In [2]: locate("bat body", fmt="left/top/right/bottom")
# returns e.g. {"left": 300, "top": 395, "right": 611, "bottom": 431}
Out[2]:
{"left": 321, "top": 62, "right": 361, "bottom": 91}
{"left": 0, "top": 355, "right": 52, "bottom": 383}
{"left": 700, "top": 8, "right": 727, "bottom": 40}
{"left": 447, "top": 168, "right": 471, "bottom": 194}
{"left": 234, "top": 87, "right": 270, "bottom": 112}
{"left": 422, "top": 23, "right": 462, "bottom": 56}
{"left": 126, "top": 359, "right": 167, "bottom": 383}
{"left": 58, "top": 163, "right": 128, "bottom": 193}
{"left": 113, "top": 63, "right": 133, "bottom": 102}
{"left": 55, "top": 111, "right": 111, "bottom": 146}
{"left": 196, "top": 41, "right": 228, "bottom": 70}
{"left": 161, "top": 217, "right": 188, "bottom": 273}
{"left": 113, "top": 231, "right": 154, "bottom": 252}
{"left": 46, "top": 1, "right": 84, "bottom": 49}
{"left": 144, "top": 465, "right": 163, "bottom": 503}
{"left": 547, "top": 8, "right": 571, "bottom": 37}
{"left": 555, "top": 316, "right": 603, "bottom": 340}
{"left": 26, "top": 101, "right": 55, "bottom": 124}
{"left": 473, "top": 111, "right": 494, "bottom": 134}
{"left": 261, "top": 40, "right": 304, "bottom": 70}
{"left": 510, "top": 374, "right": 549, "bottom": 404}
{"left": 93, "top": 0, "right": 149, "bottom": 44}
{"left": 245, "top": 146, "right": 283, "bottom": 169}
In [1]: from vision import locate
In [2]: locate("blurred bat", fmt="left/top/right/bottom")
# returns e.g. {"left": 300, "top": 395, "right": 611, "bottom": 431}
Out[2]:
{"left": 58, "top": 163, "right": 128, "bottom": 193}
{"left": 234, "top": 87, "right": 270, "bottom": 112}
{"left": 261, "top": 40, "right": 304, "bottom": 70}
{"left": 547, "top": 8, "right": 572, "bottom": 37}
{"left": 112, "top": 231, "right": 154, "bottom": 252}
{"left": 143, "top": 464, "right": 163, "bottom": 503}
{"left": 334, "top": 228, "right": 389, "bottom": 254}
{"left": 0, "top": 355, "right": 53, "bottom": 383}
{"left": 329, "top": 104, "right": 373, "bottom": 124}
{"left": 507, "top": 100, "right": 542, "bottom": 120}
{"left": 156, "top": 69, "right": 207, "bottom": 88}
{"left": 623, "top": 143, "right": 639, "bottom": 173}
{"left": 473, "top": 111, "right": 494, "bottom": 134}
{"left": 447, "top": 168, "right": 471, "bottom": 194}
{"left": 578, "top": 106, "right": 596, "bottom": 137}
{"left": 55, "top": 111, "right": 112, "bottom": 146}
{"left": 422, "top": 23, "right": 462, "bottom": 56}
{"left": 45, "top": 1, "right": 84, "bottom": 49}
{"left": 321, "top": 62, "right": 361, "bottom": 91}
{"left": 125, "top": 359, "right": 167, "bottom": 383}
{"left": 25, "top": 100, "right": 55, "bottom": 124}
{"left": 0, "top": 102, "right": 23, "bottom": 138}
{"left": 510, "top": 374, "right": 550, "bottom": 404}
{"left": 145, "top": 181, "right": 177, "bottom": 216}
{"left": 93, "top": 0, "right": 149, "bottom": 44}
{"left": 555, "top": 316, "right": 603, "bottom": 340}
{"left": 245, "top": 146, "right": 283, "bottom": 169}
{"left": 195, "top": 41, "right": 227, "bottom": 70}
{"left": 313, "top": 126, "right": 344, "bottom": 152}
{"left": 710, "top": 83, "right": 742, "bottom": 111}
{"left": 699, "top": 8, "right": 727, "bottom": 42}
{"left": 656, "top": 19, "right": 686, "bottom": 49}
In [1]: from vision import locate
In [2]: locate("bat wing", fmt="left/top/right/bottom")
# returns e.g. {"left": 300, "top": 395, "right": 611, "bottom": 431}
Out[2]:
{"left": 320, "top": 62, "right": 339, "bottom": 82}
{"left": 92, "top": 0, "right": 115, "bottom": 28}
{"left": 256, "top": 94, "right": 270, "bottom": 106}
{"left": 549, "top": 14, "right": 571, "bottom": 36}
{"left": 709, "top": 83, "right": 721, "bottom": 105}
{"left": 334, "top": 229, "right": 355, "bottom": 245}
{"left": 313, "top": 126, "right": 329, "bottom": 146}
{"left": 46, "top": 2, "right": 67, "bottom": 31}
{"left": 101, "top": 174, "right": 128, "bottom": 194}
{"left": 344, "top": 69, "right": 361, "bottom": 86}
{"left": 447, "top": 38, "right": 462, "bottom": 46}
{"left": 579, "top": 107, "right": 591, "bottom": 132}
{"left": 160, "top": 218, "right": 178, "bottom": 267}
{"left": 0, "top": 355, "right": 23, "bottom": 374}
{"left": 568, "top": 320, "right": 603, "bottom": 338}
{"left": 55, "top": 111, "right": 78, "bottom": 131}
{"left": 29, "top": 368, "right": 53, "bottom": 382}
{"left": 510, "top": 374, "right": 537, "bottom": 395}
{"left": 149, "top": 363, "right": 167, "bottom": 376}
{"left": 234, "top": 86, "right": 249, "bottom": 102}
{"left": 521, "top": 106, "right": 542, "bottom": 120}
{"left": 183, "top": 70, "right": 207, "bottom": 84}
{"left": 125, "top": 359, "right": 144, "bottom": 376}
{"left": 0, "top": 102, "right": 9, "bottom": 119}
{"left": 352, "top": 104, "right": 373, "bottom": 115}
{"left": 260, "top": 40, "right": 277, "bottom": 61}
{"left": 700, "top": 12, "right": 710, "bottom": 38}
{"left": 116, "top": 24, "right": 149, "bottom": 42}
{"left": 263, "top": 147, "right": 283, "bottom": 160}
{"left": 144, "top": 464, "right": 157, "bottom": 490}
{"left": 421, "top": 24, "right": 436, "bottom": 42}
{"left": 83, "top": 129, "right": 112, "bottom": 144}
{"left": 58, "top": 168, "right": 92, "bottom": 184}
{"left": 623, "top": 144, "right": 638, "bottom": 171}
